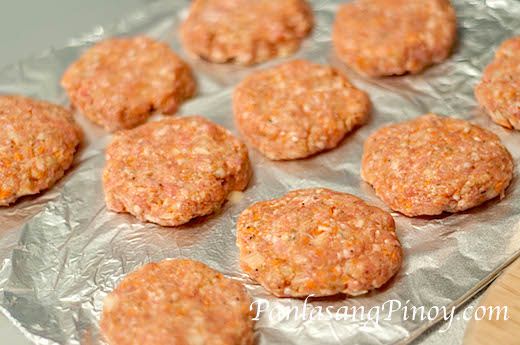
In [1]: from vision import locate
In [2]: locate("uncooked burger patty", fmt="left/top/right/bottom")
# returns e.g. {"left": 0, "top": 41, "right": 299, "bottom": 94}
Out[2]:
{"left": 237, "top": 188, "right": 403, "bottom": 297}
{"left": 103, "top": 116, "right": 251, "bottom": 226}
{"left": 179, "top": 0, "right": 313, "bottom": 65}
{"left": 475, "top": 36, "right": 520, "bottom": 130}
{"left": 233, "top": 60, "right": 370, "bottom": 160}
{"left": 333, "top": 0, "right": 456, "bottom": 77}
{"left": 0, "top": 95, "right": 81, "bottom": 205}
{"left": 61, "top": 36, "right": 196, "bottom": 131}
{"left": 361, "top": 114, "right": 513, "bottom": 216}
{"left": 101, "top": 259, "right": 254, "bottom": 345}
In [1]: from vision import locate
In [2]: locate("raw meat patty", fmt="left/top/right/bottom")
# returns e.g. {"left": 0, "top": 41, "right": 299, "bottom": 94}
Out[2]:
{"left": 475, "top": 36, "right": 520, "bottom": 130}
{"left": 103, "top": 116, "right": 251, "bottom": 226}
{"left": 180, "top": 0, "right": 313, "bottom": 65}
{"left": 61, "top": 36, "right": 196, "bottom": 131}
{"left": 237, "top": 188, "right": 403, "bottom": 297}
{"left": 333, "top": 0, "right": 456, "bottom": 76}
{"left": 0, "top": 95, "right": 81, "bottom": 205}
{"left": 101, "top": 259, "right": 254, "bottom": 345}
{"left": 233, "top": 60, "right": 370, "bottom": 160}
{"left": 361, "top": 114, "right": 513, "bottom": 216}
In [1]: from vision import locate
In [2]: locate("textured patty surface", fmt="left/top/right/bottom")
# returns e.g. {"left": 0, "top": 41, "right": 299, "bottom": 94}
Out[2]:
{"left": 0, "top": 95, "right": 81, "bottom": 205}
{"left": 237, "top": 188, "right": 403, "bottom": 297}
{"left": 103, "top": 116, "right": 251, "bottom": 226}
{"left": 101, "top": 259, "right": 254, "bottom": 345}
{"left": 475, "top": 36, "right": 520, "bottom": 130}
{"left": 233, "top": 60, "right": 370, "bottom": 160}
{"left": 361, "top": 114, "right": 513, "bottom": 216}
{"left": 333, "top": 0, "right": 456, "bottom": 76}
{"left": 62, "top": 36, "right": 196, "bottom": 131}
{"left": 180, "top": 0, "right": 313, "bottom": 65}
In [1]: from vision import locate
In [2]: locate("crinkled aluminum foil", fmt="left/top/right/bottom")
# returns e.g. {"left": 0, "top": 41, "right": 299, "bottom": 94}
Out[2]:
{"left": 0, "top": 0, "right": 519, "bottom": 344}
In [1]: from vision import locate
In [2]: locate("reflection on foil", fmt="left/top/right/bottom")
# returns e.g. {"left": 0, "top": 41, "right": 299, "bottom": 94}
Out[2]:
{"left": 0, "top": 0, "right": 519, "bottom": 344}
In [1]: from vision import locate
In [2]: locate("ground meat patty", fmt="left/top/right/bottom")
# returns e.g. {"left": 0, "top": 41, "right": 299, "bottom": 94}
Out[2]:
{"left": 332, "top": 0, "right": 457, "bottom": 77}
{"left": 233, "top": 60, "right": 370, "bottom": 160}
{"left": 236, "top": 188, "right": 403, "bottom": 298}
{"left": 179, "top": 0, "right": 313, "bottom": 65}
{"left": 61, "top": 36, "right": 196, "bottom": 132}
{"left": 475, "top": 36, "right": 520, "bottom": 130}
{"left": 103, "top": 116, "right": 251, "bottom": 226}
{"left": 0, "top": 95, "right": 81, "bottom": 206}
{"left": 101, "top": 259, "right": 254, "bottom": 345}
{"left": 361, "top": 114, "right": 513, "bottom": 217}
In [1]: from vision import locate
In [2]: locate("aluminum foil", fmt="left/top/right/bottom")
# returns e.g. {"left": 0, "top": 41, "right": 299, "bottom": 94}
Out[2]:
{"left": 0, "top": 0, "right": 520, "bottom": 344}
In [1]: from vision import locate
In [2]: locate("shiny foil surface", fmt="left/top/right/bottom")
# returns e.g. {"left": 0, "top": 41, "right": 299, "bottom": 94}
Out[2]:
{"left": 0, "top": 0, "right": 519, "bottom": 344}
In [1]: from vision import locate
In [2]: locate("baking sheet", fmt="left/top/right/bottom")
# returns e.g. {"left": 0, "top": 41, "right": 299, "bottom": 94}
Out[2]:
{"left": 0, "top": 0, "right": 520, "bottom": 344}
